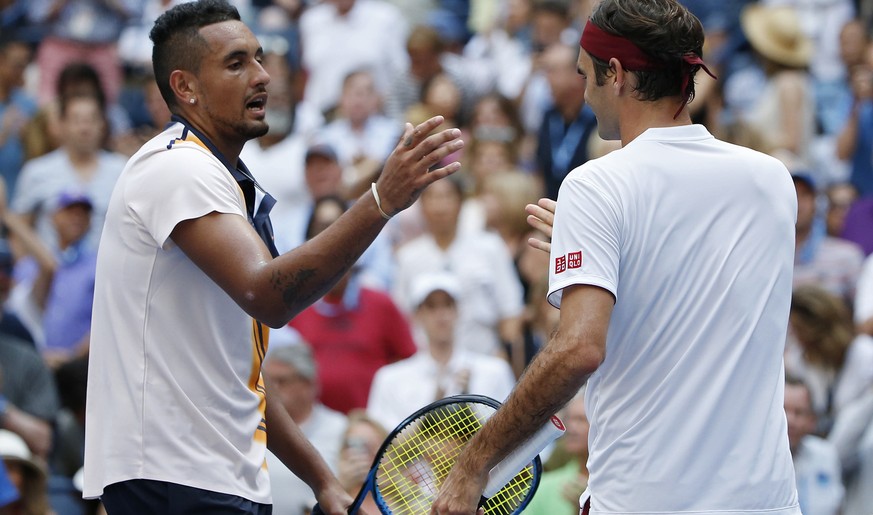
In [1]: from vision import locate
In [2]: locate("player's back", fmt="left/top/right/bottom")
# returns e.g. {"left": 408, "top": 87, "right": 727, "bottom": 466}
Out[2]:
{"left": 554, "top": 125, "right": 799, "bottom": 514}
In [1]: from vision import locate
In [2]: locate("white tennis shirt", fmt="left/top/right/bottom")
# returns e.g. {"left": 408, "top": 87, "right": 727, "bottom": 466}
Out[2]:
{"left": 548, "top": 125, "right": 800, "bottom": 514}
{"left": 83, "top": 123, "right": 271, "bottom": 503}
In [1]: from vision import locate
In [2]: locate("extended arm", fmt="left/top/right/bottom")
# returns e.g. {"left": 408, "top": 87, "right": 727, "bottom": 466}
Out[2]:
{"left": 264, "top": 389, "right": 352, "bottom": 514}
{"left": 431, "top": 284, "right": 613, "bottom": 515}
{"left": 171, "top": 116, "right": 463, "bottom": 327}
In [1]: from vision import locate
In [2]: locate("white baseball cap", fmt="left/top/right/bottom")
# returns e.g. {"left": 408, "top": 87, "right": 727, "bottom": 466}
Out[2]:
{"left": 410, "top": 272, "right": 461, "bottom": 308}
{"left": 0, "top": 430, "right": 44, "bottom": 479}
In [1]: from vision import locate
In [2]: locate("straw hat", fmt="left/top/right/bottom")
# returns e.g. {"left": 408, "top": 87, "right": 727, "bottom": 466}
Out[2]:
{"left": 741, "top": 4, "right": 812, "bottom": 68}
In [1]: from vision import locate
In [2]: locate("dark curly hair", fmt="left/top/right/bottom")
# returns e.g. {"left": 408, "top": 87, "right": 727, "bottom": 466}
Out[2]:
{"left": 150, "top": 0, "right": 241, "bottom": 110}
{"left": 588, "top": 0, "right": 706, "bottom": 103}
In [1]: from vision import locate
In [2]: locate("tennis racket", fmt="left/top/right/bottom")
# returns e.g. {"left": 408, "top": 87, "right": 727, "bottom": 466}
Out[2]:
{"left": 312, "top": 394, "right": 565, "bottom": 515}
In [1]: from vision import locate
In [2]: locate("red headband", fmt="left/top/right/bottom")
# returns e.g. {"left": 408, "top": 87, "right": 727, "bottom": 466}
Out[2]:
{"left": 579, "top": 19, "right": 717, "bottom": 118}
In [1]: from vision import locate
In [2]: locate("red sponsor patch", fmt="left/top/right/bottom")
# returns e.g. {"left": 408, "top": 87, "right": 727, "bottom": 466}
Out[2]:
{"left": 555, "top": 255, "right": 567, "bottom": 274}
{"left": 568, "top": 251, "right": 582, "bottom": 269}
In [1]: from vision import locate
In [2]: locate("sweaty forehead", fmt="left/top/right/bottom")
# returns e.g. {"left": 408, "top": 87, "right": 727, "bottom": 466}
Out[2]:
{"left": 198, "top": 20, "right": 259, "bottom": 55}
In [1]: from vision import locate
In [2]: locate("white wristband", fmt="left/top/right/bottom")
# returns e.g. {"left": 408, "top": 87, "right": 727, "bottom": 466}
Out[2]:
{"left": 370, "top": 182, "right": 392, "bottom": 220}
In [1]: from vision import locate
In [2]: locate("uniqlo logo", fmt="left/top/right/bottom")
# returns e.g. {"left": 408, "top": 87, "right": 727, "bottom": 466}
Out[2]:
{"left": 555, "top": 255, "right": 567, "bottom": 274}
{"left": 568, "top": 251, "right": 582, "bottom": 269}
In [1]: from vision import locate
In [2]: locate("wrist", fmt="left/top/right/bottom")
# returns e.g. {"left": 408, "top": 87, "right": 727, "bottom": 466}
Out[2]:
{"left": 370, "top": 182, "right": 393, "bottom": 220}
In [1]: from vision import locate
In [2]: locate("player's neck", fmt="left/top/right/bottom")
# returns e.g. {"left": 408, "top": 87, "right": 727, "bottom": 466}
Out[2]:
{"left": 618, "top": 97, "right": 692, "bottom": 146}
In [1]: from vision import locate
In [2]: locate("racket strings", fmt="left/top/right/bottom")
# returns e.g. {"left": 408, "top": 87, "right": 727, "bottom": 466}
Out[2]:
{"left": 373, "top": 401, "right": 537, "bottom": 515}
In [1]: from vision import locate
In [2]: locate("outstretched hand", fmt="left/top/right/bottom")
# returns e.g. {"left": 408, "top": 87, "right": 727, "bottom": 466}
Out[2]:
{"left": 525, "top": 198, "right": 556, "bottom": 254}
{"left": 375, "top": 116, "right": 464, "bottom": 216}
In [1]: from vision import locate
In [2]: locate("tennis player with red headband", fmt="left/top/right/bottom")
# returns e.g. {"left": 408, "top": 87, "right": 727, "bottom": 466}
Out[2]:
{"left": 432, "top": 0, "right": 801, "bottom": 514}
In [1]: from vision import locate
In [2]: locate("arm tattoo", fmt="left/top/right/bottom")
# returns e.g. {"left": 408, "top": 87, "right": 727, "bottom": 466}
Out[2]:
{"left": 272, "top": 267, "right": 318, "bottom": 308}
{"left": 272, "top": 254, "right": 359, "bottom": 310}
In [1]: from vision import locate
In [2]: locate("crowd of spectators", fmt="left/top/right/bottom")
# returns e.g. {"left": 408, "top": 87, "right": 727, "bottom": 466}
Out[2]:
{"left": 0, "top": 0, "right": 872, "bottom": 514}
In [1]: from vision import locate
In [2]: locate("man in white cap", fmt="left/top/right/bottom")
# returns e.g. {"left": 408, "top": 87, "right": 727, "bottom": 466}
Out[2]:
{"left": 367, "top": 271, "right": 516, "bottom": 429}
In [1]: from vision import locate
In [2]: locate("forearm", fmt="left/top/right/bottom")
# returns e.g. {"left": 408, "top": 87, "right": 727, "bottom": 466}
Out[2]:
{"left": 265, "top": 392, "right": 339, "bottom": 494}
{"left": 266, "top": 190, "right": 389, "bottom": 320}
{"left": 836, "top": 108, "right": 860, "bottom": 160}
{"left": 456, "top": 328, "right": 595, "bottom": 476}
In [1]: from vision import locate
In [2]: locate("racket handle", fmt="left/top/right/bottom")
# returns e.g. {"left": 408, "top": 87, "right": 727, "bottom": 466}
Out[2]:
{"left": 482, "top": 414, "right": 565, "bottom": 498}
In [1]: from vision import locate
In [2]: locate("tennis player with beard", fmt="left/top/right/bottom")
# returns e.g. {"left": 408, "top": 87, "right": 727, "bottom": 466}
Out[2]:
{"left": 433, "top": 0, "right": 800, "bottom": 514}
{"left": 82, "top": 1, "right": 463, "bottom": 514}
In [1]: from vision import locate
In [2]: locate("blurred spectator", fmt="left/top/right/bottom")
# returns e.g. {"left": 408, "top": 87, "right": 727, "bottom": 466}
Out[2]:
{"left": 406, "top": 71, "right": 465, "bottom": 130}
{"left": 12, "top": 93, "right": 125, "bottom": 253}
{"left": 467, "top": 92, "right": 525, "bottom": 156}
{"left": 0, "top": 180, "right": 47, "bottom": 347}
{"left": 367, "top": 272, "right": 516, "bottom": 429}
{"left": 263, "top": 344, "right": 347, "bottom": 515}
{"left": 253, "top": 0, "right": 306, "bottom": 33}
{"left": 518, "top": 0, "right": 577, "bottom": 136}
{"left": 269, "top": 143, "right": 394, "bottom": 290}
{"left": 317, "top": 69, "right": 401, "bottom": 188}
{"left": 830, "top": 388, "right": 873, "bottom": 515}
{"left": 27, "top": 0, "right": 141, "bottom": 107}
{"left": 525, "top": 390, "right": 588, "bottom": 515}
{"left": 760, "top": 0, "right": 855, "bottom": 139}
{"left": 387, "top": 23, "right": 479, "bottom": 125}
{"left": 815, "top": 18, "right": 869, "bottom": 138}
{"left": 288, "top": 196, "right": 416, "bottom": 413}
{"left": 825, "top": 181, "right": 858, "bottom": 237}
{"left": 49, "top": 354, "right": 87, "bottom": 479}
{"left": 271, "top": 143, "right": 343, "bottom": 254}
{"left": 535, "top": 41, "right": 597, "bottom": 200}
{"left": 479, "top": 170, "right": 543, "bottom": 370}
{"left": 462, "top": 0, "right": 533, "bottom": 101}
{"left": 840, "top": 194, "right": 873, "bottom": 256}
{"left": 786, "top": 285, "right": 873, "bottom": 436}
{"left": 0, "top": 331, "right": 57, "bottom": 462}
{"left": 784, "top": 375, "right": 844, "bottom": 515}
{"left": 392, "top": 176, "right": 525, "bottom": 358}
{"left": 836, "top": 38, "right": 873, "bottom": 197}
{"left": 299, "top": 0, "right": 409, "bottom": 115}
{"left": 112, "top": 73, "right": 172, "bottom": 157}
{"left": 0, "top": 430, "right": 51, "bottom": 515}
{"left": 0, "top": 458, "right": 17, "bottom": 511}
{"left": 482, "top": 171, "right": 557, "bottom": 370}
{"left": 733, "top": 4, "right": 815, "bottom": 167}
{"left": 792, "top": 173, "right": 864, "bottom": 302}
{"left": 335, "top": 411, "right": 387, "bottom": 515}
{"left": 46, "top": 355, "right": 94, "bottom": 515}
{"left": 382, "top": 0, "right": 437, "bottom": 27}
{"left": 117, "top": 0, "right": 193, "bottom": 72}
{"left": 16, "top": 191, "right": 96, "bottom": 369}
{"left": 31, "top": 62, "right": 133, "bottom": 155}
{"left": 0, "top": 34, "right": 37, "bottom": 200}
{"left": 454, "top": 137, "right": 517, "bottom": 234}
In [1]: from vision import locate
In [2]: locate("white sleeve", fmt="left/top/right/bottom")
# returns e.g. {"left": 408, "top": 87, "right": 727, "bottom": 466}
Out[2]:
{"left": 855, "top": 254, "right": 873, "bottom": 324}
{"left": 547, "top": 173, "right": 621, "bottom": 308}
{"left": 125, "top": 146, "right": 246, "bottom": 248}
